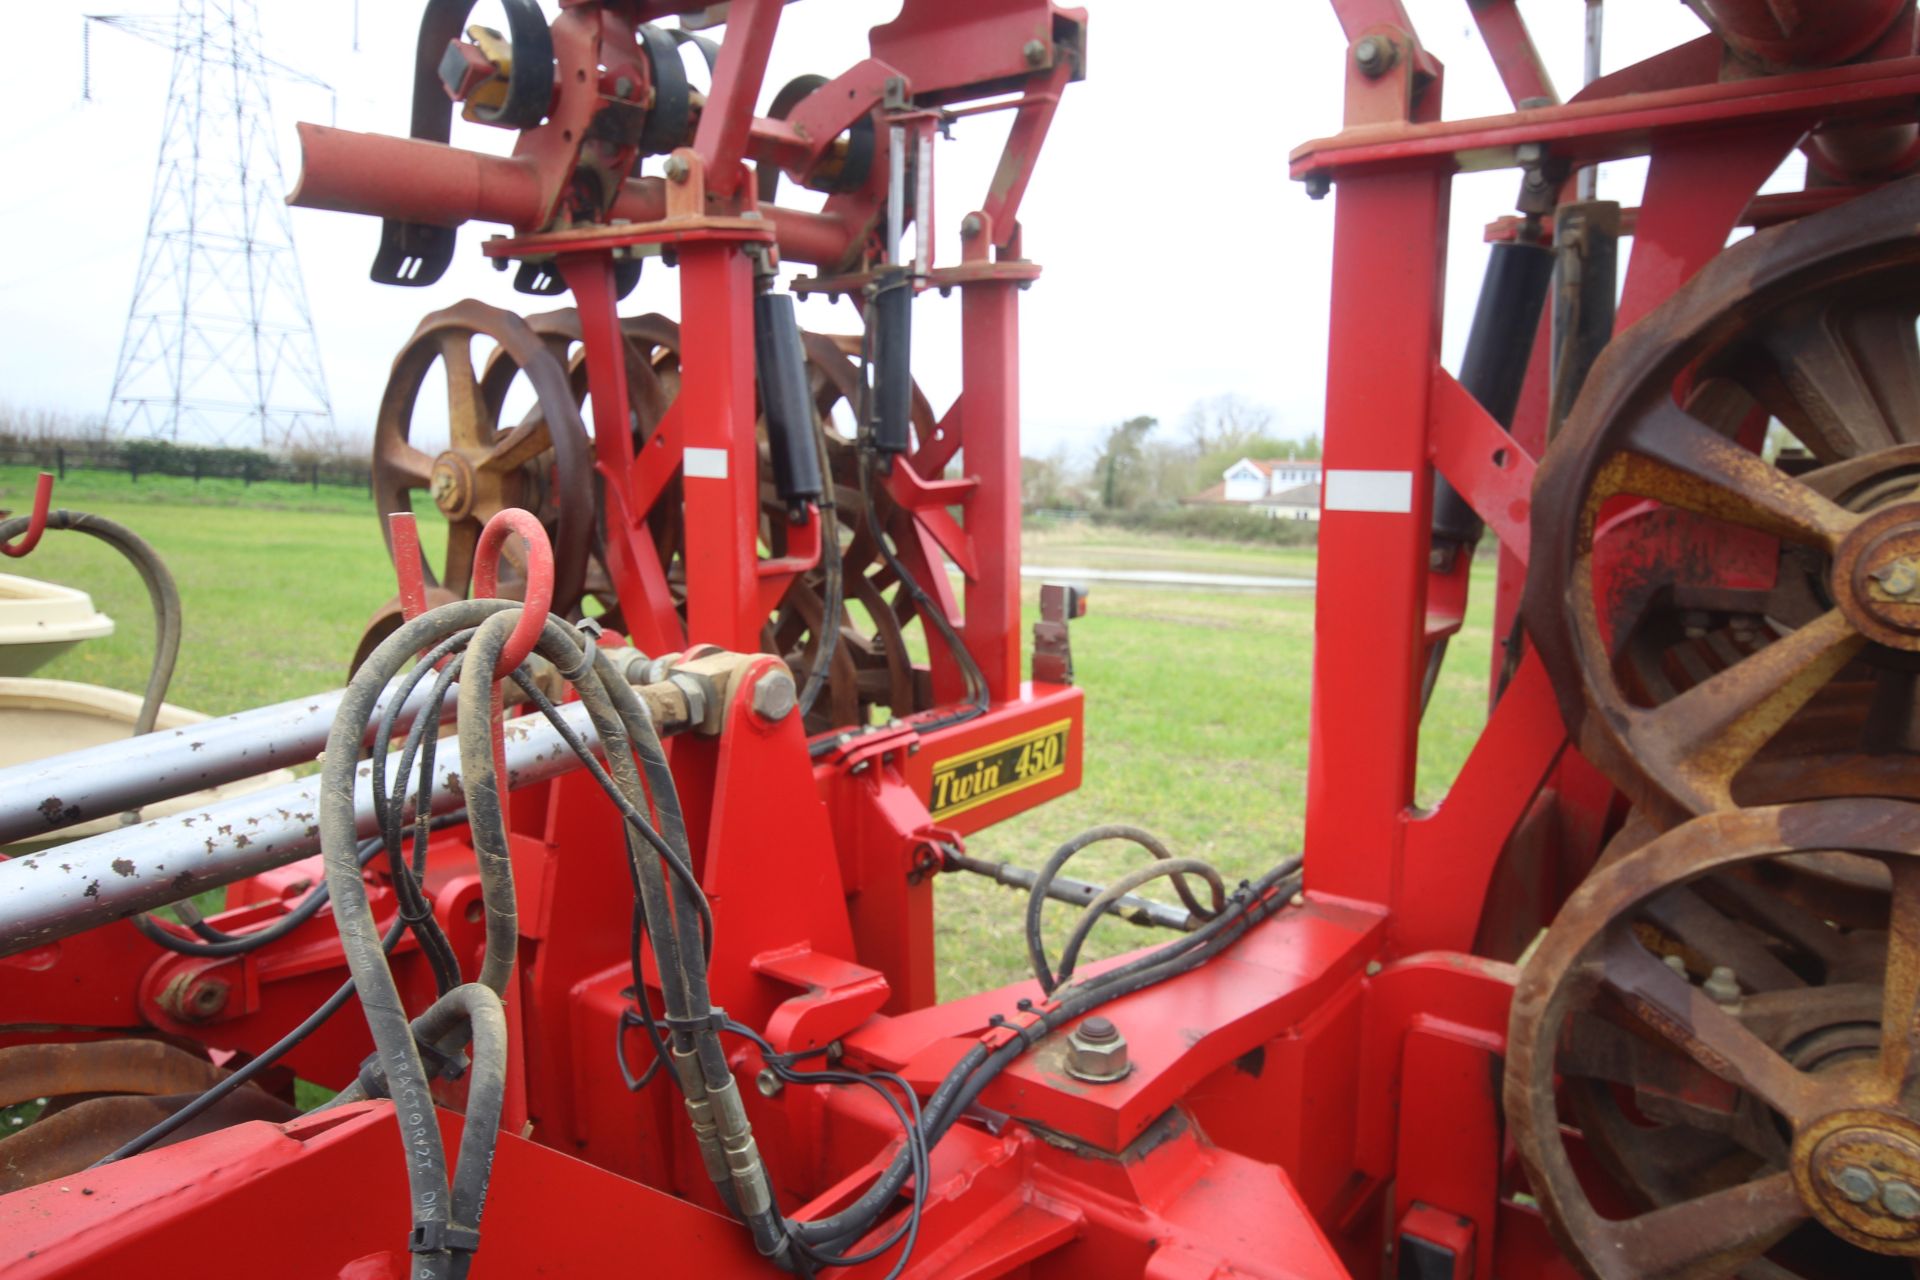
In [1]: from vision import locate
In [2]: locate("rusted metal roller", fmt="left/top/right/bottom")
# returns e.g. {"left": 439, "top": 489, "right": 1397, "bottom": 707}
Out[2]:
{"left": 0, "top": 1039, "right": 296, "bottom": 1192}
{"left": 366, "top": 300, "right": 596, "bottom": 618}
{"left": 1527, "top": 174, "right": 1920, "bottom": 829}
{"left": 1508, "top": 800, "right": 1920, "bottom": 1278}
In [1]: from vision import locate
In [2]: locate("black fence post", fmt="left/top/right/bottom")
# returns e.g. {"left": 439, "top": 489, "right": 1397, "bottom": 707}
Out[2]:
{"left": 242, "top": 457, "right": 253, "bottom": 487}
{"left": 311, "top": 460, "right": 319, "bottom": 491}
{"left": 192, "top": 454, "right": 202, "bottom": 485}
{"left": 55, "top": 446, "right": 64, "bottom": 480}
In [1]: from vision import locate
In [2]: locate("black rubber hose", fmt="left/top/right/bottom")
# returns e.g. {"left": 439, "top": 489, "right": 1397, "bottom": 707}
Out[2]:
{"left": 792, "top": 858, "right": 1303, "bottom": 1251}
{"left": 0, "top": 509, "right": 182, "bottom": 738}
{"left": 1024, "top": 826, "right": 1219, "bottom": 994}
{"left": 96, "top": 832, "right": 420, "bottom": 1163}
{"left": 131, "top": 839, "right": 382, "bottom": 957}
{"left": 795, "top": 419, "right": 842, "bottom": 719}
{"left": 807, "top": 318, "right": 988, "bottom": 759}
{"left": 377, "top": 641, "right": 471, "bottom": 995}
{"left": 140, "top": 634, "right": 467, "bottom": 963}
{"left": 326, "top": 603, "right": 640, "bottom": 1273}
{"left": 455, "top": 612, "right": 533, "bottom": 996}
{"left": 1050, "top": 857, "right": 1226, "bottom": 992}
{"left": 505, "top": 665, "right": 713, "bottom": 952}
{"left": 427, "top": 981, "right": 511, "bottom": 1265}
{"left": 320, "top": 598, "right": 520, "bottom": 1277}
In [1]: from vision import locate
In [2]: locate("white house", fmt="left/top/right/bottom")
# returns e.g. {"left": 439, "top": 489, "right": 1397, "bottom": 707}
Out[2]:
{"left": 1188, "top": 456, "right": 1323, "bottom": 520}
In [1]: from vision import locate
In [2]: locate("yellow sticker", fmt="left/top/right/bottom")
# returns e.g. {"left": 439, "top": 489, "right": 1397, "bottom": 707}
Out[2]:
{"left": 928, "top": 718, "right": 1072, "bottom": 819}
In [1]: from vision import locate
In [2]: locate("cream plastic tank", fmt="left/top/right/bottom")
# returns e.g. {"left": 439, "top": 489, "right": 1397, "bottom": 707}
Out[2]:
{"left": 0, "top": 573, "right": 113, "bottom": 677}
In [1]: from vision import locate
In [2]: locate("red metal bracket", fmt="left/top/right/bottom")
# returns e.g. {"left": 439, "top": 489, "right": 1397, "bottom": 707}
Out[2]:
{"left": 385, "top": 512, "right": 431, "bottom": 624}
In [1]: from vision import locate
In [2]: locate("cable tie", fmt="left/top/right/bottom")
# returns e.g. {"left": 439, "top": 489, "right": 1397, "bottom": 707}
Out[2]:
{"left": 409, "top": 1223, "right": 482, "bottom": 1255}
{"left": 663, "top": 1009, "right": 729, "bottom": 1034}
{"left": 555, "top": 643, "right": 596, "bottom": 681}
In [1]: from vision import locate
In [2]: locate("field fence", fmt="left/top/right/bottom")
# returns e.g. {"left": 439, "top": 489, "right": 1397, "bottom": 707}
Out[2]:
{"left": 0, "top": 439, "right": 372, "bottom": 491}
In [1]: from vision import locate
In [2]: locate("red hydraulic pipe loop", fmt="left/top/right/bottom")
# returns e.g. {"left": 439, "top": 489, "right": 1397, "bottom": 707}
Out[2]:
{"left": 472, "top": 508, "right": 555, "bottom": 679}
{"left": 0, "top": 473, "right": 54, "bottom": 559}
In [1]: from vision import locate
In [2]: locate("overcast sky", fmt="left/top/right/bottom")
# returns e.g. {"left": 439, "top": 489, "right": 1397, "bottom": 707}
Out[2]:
{"left": 1, "top": 2, "right": 1733, "bottom": 464}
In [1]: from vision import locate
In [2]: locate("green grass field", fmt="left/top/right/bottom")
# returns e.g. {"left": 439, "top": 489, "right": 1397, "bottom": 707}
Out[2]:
{"left": 0, "top": 467, "right": 1493, "bottom": 999}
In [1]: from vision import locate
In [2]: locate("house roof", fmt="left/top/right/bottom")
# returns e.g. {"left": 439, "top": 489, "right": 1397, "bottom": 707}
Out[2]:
{"left": 1234, "top": 457, "right": 1323, "bottom": 477}
{"left": 1183, "top": 481, "right": 1252, "bottom": 505}
{"left": 1253, "top": 482, "right": 1322, "bottom": 508}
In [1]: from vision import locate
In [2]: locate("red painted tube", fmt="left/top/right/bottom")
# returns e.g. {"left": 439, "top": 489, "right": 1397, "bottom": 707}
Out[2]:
{"left": 1692, "top": 0, "right": 1905, "bottom": 70}
{"left": 291, "top": 123, "right": 857, "bottom": 267}
{"left": 289, "top": 123, "right": 546, "bottom": 228}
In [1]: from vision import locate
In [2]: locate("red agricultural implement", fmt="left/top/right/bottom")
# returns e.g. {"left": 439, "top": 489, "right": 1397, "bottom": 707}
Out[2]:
{"left": 6, "top": 0, "right": 1920, "bottom": 1276}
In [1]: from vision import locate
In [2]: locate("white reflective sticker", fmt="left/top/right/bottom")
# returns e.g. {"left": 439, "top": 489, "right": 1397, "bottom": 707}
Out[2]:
{"left": 1323, "top": 469, "right": 1414, "bottom": 514}
{"left": 683, "top": 447, "right": 729, "bottom": 479}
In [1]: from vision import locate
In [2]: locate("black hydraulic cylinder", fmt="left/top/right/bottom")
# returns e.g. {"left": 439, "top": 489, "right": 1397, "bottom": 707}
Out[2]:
{"left": 1431, "top": 238, "right": 1556, "bottom": 554}
{"left": 869, "top": 267, "right": 914, "bottom": 462}
{"left": 753, "top": 291, "right": 824, "bottom": 519}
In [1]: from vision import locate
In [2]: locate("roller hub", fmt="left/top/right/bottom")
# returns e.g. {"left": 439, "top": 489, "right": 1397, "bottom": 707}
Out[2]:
{"left": 1796, "top": 1112, "right": 1920, "bottom": 1251}
{"left": 429, "top": 451, "right": 479, "bottom": 519}
{"left": 1835, "top": 504, "right": 1920, "bottom": 648}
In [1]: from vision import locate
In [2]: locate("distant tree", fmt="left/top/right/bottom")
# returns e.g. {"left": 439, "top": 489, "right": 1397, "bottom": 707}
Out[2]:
{"left": 1021, "top": 450, "right": 1081, "bottom": 510}
{"left": 1095, "top": 415, "right": 1157, "bottom": 510}
{"left": 1179, "top": 394, "right": 1276, "bottom": 457}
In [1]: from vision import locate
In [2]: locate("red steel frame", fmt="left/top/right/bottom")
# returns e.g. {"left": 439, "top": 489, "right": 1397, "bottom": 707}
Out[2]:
{"left": 7, "top": 3, "right": 1919, "bottom": 1277}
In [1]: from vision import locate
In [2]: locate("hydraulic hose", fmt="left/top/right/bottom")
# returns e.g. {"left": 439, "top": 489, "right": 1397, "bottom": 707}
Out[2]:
{"left": 0, "top": 509, "right": 182, "bottom": 740}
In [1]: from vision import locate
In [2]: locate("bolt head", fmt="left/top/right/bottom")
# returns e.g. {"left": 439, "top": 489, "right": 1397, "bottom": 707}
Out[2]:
{"left": 1835, "top": 1165, "right": 1880, "bottom": 1204}
{"left": 1022, "top": 38, "right": 1048, "bottom": 66}
{"left": 755, "top": 1067, "right": 782, "bottom": 1098}
{"left": 1353, "top": 35, "right": 1395, "bottom": 77}
{"left": 1066, "top": 1020, "right": 1130, "bottom": 1083}
{"left": 751, "top": 670, "right": 797, "bottom": 721}
{"left": 614, "top": 75, "right": 635, "bottom": 99}
{"left": 1702, "top": 964, "right": 1742, "bottom": 1005}
{"left": 1365, "top": 960, "right": 1384, "bottom": 977}
{"left": 1304, "top": 172, "right": 1332, "bottom": 200}
{"left": 663, "top": 154, "right": 690, "bottom": 183}
{"left": 960, "top": 213, "right": 984, "bottom": 239}
{"left": 1874, "top": 560, "right": 1920, "bottom": 599}
{"left": 1886, "top": 1180, "right": 1920, "bottom": 1220}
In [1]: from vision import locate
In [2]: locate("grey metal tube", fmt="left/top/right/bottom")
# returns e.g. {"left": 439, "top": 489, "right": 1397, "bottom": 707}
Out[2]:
{"left": 0, "top": 681, "right": 458, "bottom": 848}
{"left": 0, "top": 697, "right": 595, "bottom": 957}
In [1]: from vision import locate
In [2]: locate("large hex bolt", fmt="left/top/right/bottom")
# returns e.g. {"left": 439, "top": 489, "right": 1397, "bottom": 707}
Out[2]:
{"left": 1353, "top": 35, "right": 1397, "bottom": 78}
{"left": 1065, "top": 1016, "right": 1130, "bottom": 1084}
{"left": 1885, "top": 1180, "right": 1920, "bottom": 1221}
{"left": 751, "top": 669, "right": 797, "bottom": 722}
{"left": 1833, "top": 1165, "right": 1880, "bottom": 1204}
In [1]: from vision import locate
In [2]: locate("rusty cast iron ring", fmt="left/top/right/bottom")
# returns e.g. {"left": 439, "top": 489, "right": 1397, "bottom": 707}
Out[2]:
{"left": 369, "top": 299, "right": 594, "bottom": 616}
{"left": 1507, "top": 799, "right": 1920, "bottom": 1278}
{"left": 1527, "top": 174, "right": 1920, "bottom": 827}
